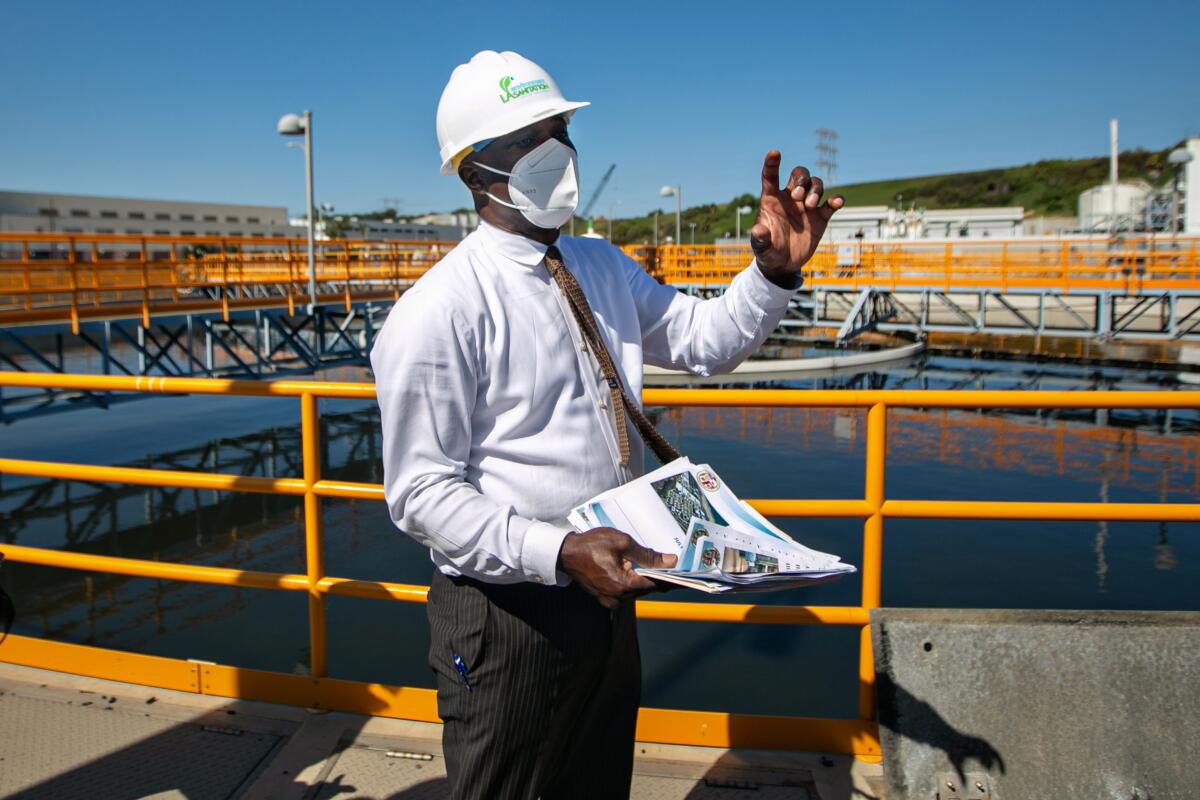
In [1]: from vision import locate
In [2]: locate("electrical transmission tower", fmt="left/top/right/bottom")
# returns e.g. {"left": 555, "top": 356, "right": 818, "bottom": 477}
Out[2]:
{"left": 815, "top": 128, "right": 839, "bottom": 186}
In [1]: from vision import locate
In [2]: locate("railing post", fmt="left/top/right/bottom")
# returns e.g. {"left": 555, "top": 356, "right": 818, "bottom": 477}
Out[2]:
{"left": 301, "top": 391, "right": 329, "bottom": 679}
{"left": 21, "top": 239, "right": 33, "bottom": 312}
{"left": 943, "top": 243, "right": 952, "bottom": 292}
{"left": 91, "top": 241, "right": 102, "bottom": 308}
{"left": 343, "top": 243, "right": 352, "bottom": 312}
{"left": 286, "top": 241, "right": 297, "bottom": 317}
{"left": 858, "top": 401, "right": 887, "bottom": 721}
{"left": 68, "top": 237, "right": 80, "bottom": 335}
{"left": 220, "top": 239, "right": 230, "bottom": 322}
{"left": 139, "top": 238, "right": 150, "bottom": 329}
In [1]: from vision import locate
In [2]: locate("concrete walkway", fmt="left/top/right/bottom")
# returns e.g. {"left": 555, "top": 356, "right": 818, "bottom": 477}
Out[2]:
{"left": 0, "top": 663, "right": 882, "bottom": 799}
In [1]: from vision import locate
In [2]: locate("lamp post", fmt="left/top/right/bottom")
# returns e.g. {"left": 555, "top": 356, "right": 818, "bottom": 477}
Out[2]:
{"left": 1168, "top": 147, "right": 1194, "bottom": 234}
{"left": 735, "top": 204, "right": 752, "bottom": 241}
{"left": 278, "top": 111, "right": 317, "bottom": 312}
{"left": 689, "top": 222, "right": 696, "bottom": 245}
{"left": 653, "top": 209, "right": 659, "bottom": 247}
{"left": 660, "top": 185, "right": 681, "bottom": 247}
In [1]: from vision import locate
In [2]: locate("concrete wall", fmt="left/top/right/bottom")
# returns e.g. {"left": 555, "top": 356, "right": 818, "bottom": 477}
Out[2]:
{"left": 871, "top": 608, "right": 1200, "bottom": 800}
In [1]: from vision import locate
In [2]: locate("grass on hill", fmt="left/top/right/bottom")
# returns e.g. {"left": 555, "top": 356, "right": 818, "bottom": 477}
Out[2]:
{"left": 578, "top": 142, "right": 1183, "bottom": 246}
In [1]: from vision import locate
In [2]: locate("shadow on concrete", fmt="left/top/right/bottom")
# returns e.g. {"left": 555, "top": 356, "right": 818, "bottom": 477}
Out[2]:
{"left": 3, "top": 711, "right": 298, "bottom": 799}
{"left": 875, "top": 670, "right": 1006, "bottom": 783}
{"left": 313, "top": 776, "right": 449, "bottom": 799}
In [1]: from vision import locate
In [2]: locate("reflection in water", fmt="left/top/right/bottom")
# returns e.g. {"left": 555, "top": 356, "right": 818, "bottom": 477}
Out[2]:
{"left": 0, "top": 353, "right": 1196, "bottom": 716}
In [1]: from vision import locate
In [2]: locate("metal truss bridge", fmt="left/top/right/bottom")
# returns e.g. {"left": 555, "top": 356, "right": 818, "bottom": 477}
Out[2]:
{"left": 2, "top": 231, "right": 1199, "bottom": 418}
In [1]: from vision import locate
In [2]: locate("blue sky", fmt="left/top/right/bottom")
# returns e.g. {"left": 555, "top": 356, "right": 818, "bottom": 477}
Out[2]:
{"left": 2, "top": 0, "right": 1197, "bottom": 219}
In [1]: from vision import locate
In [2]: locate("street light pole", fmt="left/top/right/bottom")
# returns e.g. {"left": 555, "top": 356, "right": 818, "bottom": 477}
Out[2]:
{"left": 653, "top": 209, "right": 659, "bottom": 247}
{"left": 302, "top": 111, "right": 317, "bottom": 312}
{"left": 735, "top": 204, "right": 752, "bottom": 240}
{"left": 659, "top": 184, "right": 681, "bottom": 244}
{"left": 278, "top": 110, "right": 318, "bottom": 313}
{"left": 674, "top": 185, "right": 681, "bottom": 245}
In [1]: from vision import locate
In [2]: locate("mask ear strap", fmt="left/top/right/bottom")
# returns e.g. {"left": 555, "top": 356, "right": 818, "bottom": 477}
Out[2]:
{"left": 475, "top": 162, "right": 512, "bottom": 178}
{"left": 484, "top": 192, "right": 525, "bottom": 211}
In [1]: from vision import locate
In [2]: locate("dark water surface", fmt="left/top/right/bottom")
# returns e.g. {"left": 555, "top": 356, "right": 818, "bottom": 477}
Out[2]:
{"left": 1, "top": 354, "right": 1197, "bottom": 721}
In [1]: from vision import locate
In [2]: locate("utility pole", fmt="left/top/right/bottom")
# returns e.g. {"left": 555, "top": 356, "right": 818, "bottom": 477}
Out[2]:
{"left": 379, "top": 197, "right": 402, "bottom": 219}
{"left": 815, "top": 128, "right": 839, "bottom": 186}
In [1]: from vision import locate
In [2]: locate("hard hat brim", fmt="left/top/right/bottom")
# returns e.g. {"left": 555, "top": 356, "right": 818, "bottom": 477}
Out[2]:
{"left": 440, "top": 99, "right": 590, "bottom": 175}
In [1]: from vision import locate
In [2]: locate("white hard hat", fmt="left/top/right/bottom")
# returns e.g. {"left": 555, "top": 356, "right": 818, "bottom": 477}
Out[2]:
{"left": 436, "top": 50, "right": 589, "bottom": 176}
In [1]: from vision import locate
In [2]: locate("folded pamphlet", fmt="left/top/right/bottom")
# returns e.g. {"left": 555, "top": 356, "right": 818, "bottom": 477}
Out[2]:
{"left": 568, "top": 458, "right": 855, "bottom": 594}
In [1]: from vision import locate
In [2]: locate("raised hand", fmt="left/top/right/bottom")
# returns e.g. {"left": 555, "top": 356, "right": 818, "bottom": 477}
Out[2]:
{"left": 749, "top": 150, "right": 844, "bottom": 282}
{"left": 557, "top": 528, "right": 677, "bottom": 609}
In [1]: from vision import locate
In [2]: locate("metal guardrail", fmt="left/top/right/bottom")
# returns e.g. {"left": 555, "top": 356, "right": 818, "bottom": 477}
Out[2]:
{"left": 648, "top": 235, "right": 1200, "bottom": 292}
{"left": 0, "top": 233, "right": 453, "bottom": 330}
{"left": 0, "top": 373, "right": 1198, "bottom": 757}
{"left": 4, "top": 233, "right": 1200, "bottom": 332}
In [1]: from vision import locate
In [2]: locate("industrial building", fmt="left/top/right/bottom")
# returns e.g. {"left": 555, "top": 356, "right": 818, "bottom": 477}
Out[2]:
{"left": 825, "top": 205, "right": 1026, "bottom": 241}
{"left": 1076, "top": 137, "right": 1198, "bottom": 233}
{"left": 0, "top": 190, "right": 299, "bottom": 238}
{"left": 297, "top": 214, "right": 469, "bottom": 242}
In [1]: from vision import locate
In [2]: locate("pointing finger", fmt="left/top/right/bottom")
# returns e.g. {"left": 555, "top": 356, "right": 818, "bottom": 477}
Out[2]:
{"left": 761, "top": 151, "right": 782, "bottom": 195}
{"left": 820, "top": 195, "right": 846, "bottom": 220}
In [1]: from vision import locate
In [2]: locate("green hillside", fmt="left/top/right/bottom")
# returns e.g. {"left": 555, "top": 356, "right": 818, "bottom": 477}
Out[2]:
{"left": 588, "top": 143, "right": 1182, "bottom": 246}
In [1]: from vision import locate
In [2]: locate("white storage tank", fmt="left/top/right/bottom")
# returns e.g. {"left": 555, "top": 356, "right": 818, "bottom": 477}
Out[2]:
{"left": 1078, "top": 182, "right": 1149, "bottom": 231}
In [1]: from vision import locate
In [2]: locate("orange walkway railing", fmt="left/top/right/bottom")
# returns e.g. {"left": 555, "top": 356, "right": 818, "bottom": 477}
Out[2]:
{"left": 4, "top": 233, "right": 1200, "bottom": 331}
{"left": 649, "top": 235, "right": 1200, "bottom": 292}
{"left": 1, "top": 373, "right": 1198, "bottom": 757}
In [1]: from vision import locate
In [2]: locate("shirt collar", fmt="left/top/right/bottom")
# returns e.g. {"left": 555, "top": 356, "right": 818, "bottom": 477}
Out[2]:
{"left": 477, "top": 219, "right": 557, "bottom": 267}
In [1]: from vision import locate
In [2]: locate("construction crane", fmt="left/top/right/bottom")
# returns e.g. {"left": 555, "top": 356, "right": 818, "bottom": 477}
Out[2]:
{"left": 580, "top": 164, "right": 616, "bottom": 220}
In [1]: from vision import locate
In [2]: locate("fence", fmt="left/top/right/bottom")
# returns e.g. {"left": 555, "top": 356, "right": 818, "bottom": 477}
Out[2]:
{"left": 5, "top": 233, "right": 1200, "bottom": 331}
{"left": 1, "top": 372, "right": 1197, "bottom": 757}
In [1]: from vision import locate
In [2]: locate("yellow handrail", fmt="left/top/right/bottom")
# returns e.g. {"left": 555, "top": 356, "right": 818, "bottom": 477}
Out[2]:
{"left": 0, "top": 371, "right": 1198, "bottom": 758}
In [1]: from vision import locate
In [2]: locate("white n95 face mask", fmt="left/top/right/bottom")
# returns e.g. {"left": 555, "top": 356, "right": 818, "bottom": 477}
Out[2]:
{"left": 476, "top": 139, "right": 580, "bottom": 230}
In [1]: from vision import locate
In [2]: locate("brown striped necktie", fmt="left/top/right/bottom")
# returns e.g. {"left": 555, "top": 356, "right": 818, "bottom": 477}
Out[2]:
{"left": 544, "top": 245, "right": 682, "bottom": 467}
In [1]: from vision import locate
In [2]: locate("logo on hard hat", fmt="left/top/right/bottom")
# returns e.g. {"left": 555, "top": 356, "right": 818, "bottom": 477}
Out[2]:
{"left": 499, "top": 75, "right": 550, "bottom": 104}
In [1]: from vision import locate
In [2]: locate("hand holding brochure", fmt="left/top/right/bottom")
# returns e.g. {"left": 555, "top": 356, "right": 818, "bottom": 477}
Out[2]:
{"left": 568, "top": 458, "right": 855, "bottom": 594}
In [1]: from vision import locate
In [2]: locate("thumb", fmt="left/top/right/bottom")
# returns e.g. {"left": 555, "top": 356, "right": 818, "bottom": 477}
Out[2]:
{"left": 749, "top": 222, "right": 772, "bottom": 257}
{"left": 626, "top": 541, "right": 677, "bottom": 570}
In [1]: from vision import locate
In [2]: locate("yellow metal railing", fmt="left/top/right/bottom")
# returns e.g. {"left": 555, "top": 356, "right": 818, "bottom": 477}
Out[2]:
{"left": 1, "top": 373, "right": 1199, "bottom": 758}
{"left": 5, "top": 232, "right": 1200, "bottom": 332}
{"left": 648, "top": 236, "right": 1200, "bottom": 292}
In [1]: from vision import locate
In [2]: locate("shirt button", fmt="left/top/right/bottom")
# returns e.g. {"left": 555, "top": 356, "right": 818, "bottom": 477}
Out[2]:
{"left": 579, "top": 341, "right": 588, "bottom": 352}
{"left": 531, "top": 575, "right": 543, "bottom": 584}
{"left": 598, "top": 398, "right": 607, "bottom": 409}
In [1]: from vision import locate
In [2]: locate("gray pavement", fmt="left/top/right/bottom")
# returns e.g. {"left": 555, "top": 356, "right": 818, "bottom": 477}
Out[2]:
{"left": 0, "top": 663, "right": 882, "bottom": 799}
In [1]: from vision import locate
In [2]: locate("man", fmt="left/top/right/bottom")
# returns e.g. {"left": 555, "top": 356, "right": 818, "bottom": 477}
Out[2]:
{"left": 370, "top": 50, "right": 842, "bottom": 799}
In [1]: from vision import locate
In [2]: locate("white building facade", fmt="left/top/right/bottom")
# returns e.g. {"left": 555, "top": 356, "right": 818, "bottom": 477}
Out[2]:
{"left": 825, "top": 205, "right": 1025, "bottom": 241}
{"left": 0, "top": 190, "right": 299, "bottom": 239}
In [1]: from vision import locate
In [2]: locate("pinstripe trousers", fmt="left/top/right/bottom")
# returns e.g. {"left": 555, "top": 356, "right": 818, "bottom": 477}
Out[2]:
{"left": 427, "top": 569, "right": 641, "bottom": 800}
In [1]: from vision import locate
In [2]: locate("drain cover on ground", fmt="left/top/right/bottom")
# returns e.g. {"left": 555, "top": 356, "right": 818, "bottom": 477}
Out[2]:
{"left": 0, "top": 692, "right": 279, "bottom": 800}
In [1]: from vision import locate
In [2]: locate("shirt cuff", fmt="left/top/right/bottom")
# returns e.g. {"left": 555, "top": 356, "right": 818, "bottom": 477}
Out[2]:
{"left": 744, "top": 259, "right": 801, "bottom": 310}
{"left": 520, "top": 520, "right": 573, "bottom": 586}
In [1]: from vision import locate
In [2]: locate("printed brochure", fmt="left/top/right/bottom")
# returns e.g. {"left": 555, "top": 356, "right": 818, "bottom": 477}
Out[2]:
{"left": 568, "top": 458, "right": 855, "bottom": 594}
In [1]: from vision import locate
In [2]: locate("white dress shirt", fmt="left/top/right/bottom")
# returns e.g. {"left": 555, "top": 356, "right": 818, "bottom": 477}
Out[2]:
{"left": 369, "top": 221, "right": 796, "bottom": 585}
